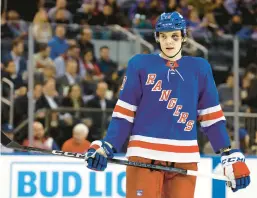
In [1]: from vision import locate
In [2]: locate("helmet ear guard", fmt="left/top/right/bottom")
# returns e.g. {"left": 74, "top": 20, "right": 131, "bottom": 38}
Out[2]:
{"left": 154, "top": 32, "right": 159, "bottom": 43}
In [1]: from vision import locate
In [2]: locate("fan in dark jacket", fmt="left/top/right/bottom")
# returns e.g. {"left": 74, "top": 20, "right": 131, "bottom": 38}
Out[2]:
{"left": 85, "top": 81, "right": 115, "bottom": 141}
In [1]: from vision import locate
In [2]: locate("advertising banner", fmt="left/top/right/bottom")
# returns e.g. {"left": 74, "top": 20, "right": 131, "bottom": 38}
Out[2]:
{"left": 0, "top": 154, "right": 255, "bottom": 198}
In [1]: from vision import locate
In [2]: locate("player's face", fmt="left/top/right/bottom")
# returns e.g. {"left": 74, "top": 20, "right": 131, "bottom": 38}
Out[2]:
{"left": 159, "top": 30, "right": 183, "bottom": 58}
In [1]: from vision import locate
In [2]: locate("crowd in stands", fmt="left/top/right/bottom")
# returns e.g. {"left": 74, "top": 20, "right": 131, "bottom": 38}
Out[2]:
{"left": 1, "top": 0, "right": 257, "bottom": 155}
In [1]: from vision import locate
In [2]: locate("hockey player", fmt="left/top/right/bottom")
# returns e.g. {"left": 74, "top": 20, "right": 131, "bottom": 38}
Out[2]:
{"left": 85, "top": 12, "right": 250, "bottom": 198}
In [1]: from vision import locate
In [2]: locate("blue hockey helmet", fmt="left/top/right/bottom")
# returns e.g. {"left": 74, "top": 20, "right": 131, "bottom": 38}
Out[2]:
{"left": 155, "top": 12, "right": 187, "bottom": 35}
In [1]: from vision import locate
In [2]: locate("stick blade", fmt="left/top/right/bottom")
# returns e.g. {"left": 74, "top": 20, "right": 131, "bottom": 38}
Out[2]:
{"left": 1, "top": 131, "right": 23, "bottom": 149}
{"left": 1, "top": 131, "right": 12, "bottom": 146}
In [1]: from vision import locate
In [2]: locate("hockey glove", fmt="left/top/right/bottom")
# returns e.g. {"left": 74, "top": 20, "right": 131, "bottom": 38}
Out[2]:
{"left": 85, "top": 140, "right": 114, "bottom": 171}
{"left": 221, "top": 149, "right": 250, "bottom": 192}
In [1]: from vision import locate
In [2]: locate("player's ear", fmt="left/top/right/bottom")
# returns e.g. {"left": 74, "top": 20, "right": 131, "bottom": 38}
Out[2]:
{"left": 182, "top": 37, "right": 187, "bottom": 43}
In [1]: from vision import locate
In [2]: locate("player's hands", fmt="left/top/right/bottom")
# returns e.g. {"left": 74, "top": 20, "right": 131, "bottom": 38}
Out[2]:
{"left": 85, "top": 140, "right": 114, "bottom": 171}
{"left": 221, "top": 149, "right": 250, "bottom": 192}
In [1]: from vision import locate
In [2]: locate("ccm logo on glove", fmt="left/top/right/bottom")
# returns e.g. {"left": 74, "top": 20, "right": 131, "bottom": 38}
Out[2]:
{"left": 222, "top": 157, "right": 245, "bottom": 165}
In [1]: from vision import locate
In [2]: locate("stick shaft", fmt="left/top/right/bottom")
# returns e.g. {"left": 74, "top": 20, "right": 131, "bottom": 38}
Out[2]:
{"left": 1, "top": 131, "right": 229, "bottom": 181}
{"left": 187, "top": 170, "right": 229, "bottom": 181}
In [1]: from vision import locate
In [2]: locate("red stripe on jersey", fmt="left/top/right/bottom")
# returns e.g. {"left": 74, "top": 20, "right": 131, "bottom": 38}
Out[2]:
{"left": 114, "top": 105, "right": 135, "bottom": 117}
{"left": 128, "top": 140, "right": 199, "bottom": 153}
{"left": 198, "top": 110, "right": 224, "bottom": 121}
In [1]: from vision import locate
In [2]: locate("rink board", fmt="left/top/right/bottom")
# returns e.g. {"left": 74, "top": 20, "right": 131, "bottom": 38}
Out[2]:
{"left": 0, "top": 154, "right": 256, "bottom": 198}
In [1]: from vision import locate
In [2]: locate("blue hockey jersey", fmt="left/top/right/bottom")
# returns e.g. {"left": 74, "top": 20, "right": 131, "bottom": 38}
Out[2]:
{"left": 104, "top": 54, "right": 231, "bottom": 162}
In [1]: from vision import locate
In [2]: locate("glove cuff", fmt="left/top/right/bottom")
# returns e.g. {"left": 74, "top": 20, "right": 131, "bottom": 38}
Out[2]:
{"left": 90, "top": 140, "right": 114, "bottom": 159}
{"left": 220, "top": 146, "right": 231, "bottom": 154}
{"left": 221, "top": 148, "right": 242, "bottom": 156}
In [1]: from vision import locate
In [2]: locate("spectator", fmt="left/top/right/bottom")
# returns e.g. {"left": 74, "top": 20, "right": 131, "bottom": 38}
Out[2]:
{"left": 35, "top": 65, "right": 56, "bottom": 85}
{"left": 6, "top": 0, "right": 39, "bottom": 22}
{"left": 22, "top": 121, "right": 59, "bottom": 150}
{"left": 78, "top": 27, "right": 95, "bottom": 58}
{"left": 61, "top": 84, "right": 85, "bottom": 121}
{"left": 56, "top": 59, "right": 81, "bottom": 96}
{"left": 2, "top": 38, "right": 27, "bottom": 77}
{"left": 97, "top": 46, "right": 119, "bottom": 91}
{"left": 5, "top": 10, "right": 28, "bottom": 38}
{"left": 74, "top": 2, "right": 95, "bottom": 25}
{"left": 14, "top": 83, "right": 43, "bottom": 126}
{"left": 1, "top": 60, "right": 25, "bottom": 95}
{"left": 35, "top": 78, "right": 74, "bottom": 141}
{"left": 34, "top": 43, "right": 54, "bottom": 72}
{"left": 224, "top": 0, "right": 238, "bottom": 15}
{"left": 241, "top": 64, "right": 257, "bottom": 112}
{"left": 81, "top": 73, "right": 98, "bottom": 102}
{"left": 187, "top": 9, "right": 208, "bottom": 39}
{"left": 106, "top": 0, "right": 120, "bottom": 15}
{"left": 1, "top": 124, "right": 15, "bottom": 153}
{"left": 36, "top": 78, "right": 59, "bottom": 112}
{"left": 1, "top": 12, "right": 14, "bottom": 39}
{"left": 83, "top": 0, "right": 105, "bottom": 12}
{"left": 48, "top": 0, "right": 72, "bottom": 22}
{"left": 48, "top": 24, "right": 69, "bottom": 60}
{"left": 91, "top": 4, "right": 118, "bottom": 26}
{"left": 106, "top": 0, "right": 130, "bottom": 27}
{"left": 166, "top": 0, "right": 178, "bottom": 13}
{"left": 83, "top": 50, "right": 104, "bottom": 81}
{"left": 212, "top": 0, "right": 231, "bottom": 29}
{"left": 132, "top": 14, "right": 152, "bottom": 30}
{"left": 237, "top": 0, "right": 256, "bottom": 25}
{"left": 202, "top": 11, "right": 222, "bottom": 36}
{"left": 132, "top": 13, "right": 153, "bottom": 41}
{"left": 62, "top": 123, "right": 91, "bottom": 153}
{"left": 32, "top": 9, "right": 53, "bottom": 44}
{"left": 86, "top": 81, "right": 115, "bottom": 141}
{"left": 54, "top": 44, "right": 85, "bottom": 78}
{"left": 54, "top": 8, "right": 71, "bottom": 24}
{"left": 148, "top": 0, "right": 164, "bottom": 19}
{"left": 218, "top": 73, "right": 234, "bottom": 108}
{"left": 178, "top": 0, "right": 191, "bottom": 19}
{"left": 129, "top": 0, "right": 148, "bottom": 20}
{"left": 217, "top": 73, "right": 247, "bottom": 112}
{"left": 229, "top": 15, "right": 243, "bottom": 35}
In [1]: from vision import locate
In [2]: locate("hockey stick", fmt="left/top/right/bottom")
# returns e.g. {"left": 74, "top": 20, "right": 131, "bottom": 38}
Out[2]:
{"left": 1, "top": 131, "right": 229, "bottom": 181}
